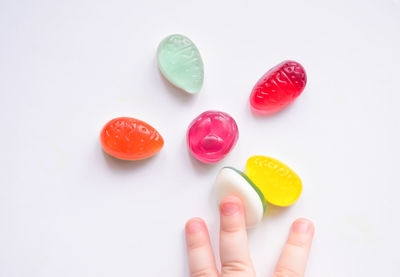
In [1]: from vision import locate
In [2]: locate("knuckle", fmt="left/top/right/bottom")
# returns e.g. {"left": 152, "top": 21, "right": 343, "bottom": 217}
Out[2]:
{"left": 191, "top": 268, "right": 216, "bottom": 277}
{"left": 287, "top": 237, "right": 308, "bottom": 248}
{"left": 221, "top": 260, "right": 253, "bottom": 275}
{"left": 273, "top": 266, "right": 301, "bottom": 277}
{"left": 187, "top": 239, "right": 206, "bottom": 250}
{"left": 221, "top": 224, "right": 244, "bottom": 234}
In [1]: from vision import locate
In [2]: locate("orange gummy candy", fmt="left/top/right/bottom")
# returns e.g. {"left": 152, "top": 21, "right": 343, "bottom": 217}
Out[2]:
{"left": 100, "top": 117, "right": 164, "bottom": 160}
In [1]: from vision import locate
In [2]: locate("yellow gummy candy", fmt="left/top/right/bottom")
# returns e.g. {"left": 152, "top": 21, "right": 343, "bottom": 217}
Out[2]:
{"left": 246, "top": 156, "right": 302, "bottom": 207}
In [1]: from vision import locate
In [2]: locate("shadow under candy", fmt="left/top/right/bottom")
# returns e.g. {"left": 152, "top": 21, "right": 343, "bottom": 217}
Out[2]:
{"left": 102, "top": 150, "right": 157, "bottom": 172}
{"left": 264, "top": 203, "right": 292, "bottom": 218}
{"left": 187, "top": 150, "right": 220, "bottom": 174}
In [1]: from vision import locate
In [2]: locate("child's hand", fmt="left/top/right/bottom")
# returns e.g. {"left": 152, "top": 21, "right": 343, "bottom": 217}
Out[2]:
{"left": 185, "top": 196, "right": 314, "bottom": 277}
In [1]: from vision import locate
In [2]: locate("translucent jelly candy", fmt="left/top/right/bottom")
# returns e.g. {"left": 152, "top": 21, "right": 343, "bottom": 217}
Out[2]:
{"left": 246, "top": 156, "right": 302, "bottom": 207}
{"left": 250, "top": 60, "right": 306, "bottom": 115}
{"left": 100, "top": 117, "right": 164, "bottom": 160}
{"left": 157, "top": 34, "right": 204, "bottom": 94}
{"left": 187, "top": 111, "right": 238, "bottom": 163}
{"left": 215, "top": 167, "right": 266, "bottom": 227}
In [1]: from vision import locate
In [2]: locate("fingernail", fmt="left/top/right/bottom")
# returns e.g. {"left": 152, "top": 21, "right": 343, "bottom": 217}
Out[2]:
{"left": 186, "top": 220, "right": 203, "bottom": 234}
{"left": 221, "top": 202, "right": 239, "bottom": 216}
{"left": 292, "top": 219, "right": 312, "bottom": 233}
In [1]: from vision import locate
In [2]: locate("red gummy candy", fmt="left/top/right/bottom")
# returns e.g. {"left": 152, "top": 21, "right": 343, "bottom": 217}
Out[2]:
{"left": 100, "top": 117, "right": 164, "bottom": 160}
{"left": 249, "top": 60, "right": 307, "bottom": 115}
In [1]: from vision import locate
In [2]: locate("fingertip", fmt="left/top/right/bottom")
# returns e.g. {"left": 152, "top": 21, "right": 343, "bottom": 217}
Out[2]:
{"left": 219, "top": 195, "right": 243, "bottom": 216}
{"left": 185, "top": 218, "right": 206, "bottom": 235}
{"left": 291, "top": 218, "right": 315, "bottom": 235}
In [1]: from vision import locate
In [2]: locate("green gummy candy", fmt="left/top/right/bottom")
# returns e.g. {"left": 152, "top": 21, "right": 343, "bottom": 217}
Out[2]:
{"left": 157, "top": 34, "right": 204, "bottom": 94}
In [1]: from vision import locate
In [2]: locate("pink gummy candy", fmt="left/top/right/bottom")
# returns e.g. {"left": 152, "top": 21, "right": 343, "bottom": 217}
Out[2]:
{"left": 187, "top": 110, "right": 239, "bottom": 163}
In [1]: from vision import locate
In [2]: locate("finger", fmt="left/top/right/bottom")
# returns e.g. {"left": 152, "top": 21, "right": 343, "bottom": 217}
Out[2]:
{"left": 219, "top": 196, "right": 254, "bottom": 275}
{"left": 185, "top": 218, "right": 219, "bottom": 277}
{"left": 273, "top": 218, "right": 315, "bottom": 277}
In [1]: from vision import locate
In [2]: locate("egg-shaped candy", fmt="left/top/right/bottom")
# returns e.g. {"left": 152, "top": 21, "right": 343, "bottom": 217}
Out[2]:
{"left": 215, "top": 167, "right": 266, "bottom": 228}
{"left": 100, "top": 117, "right": 164, "bottom": 160}
{"left": 157, "top": 34, "right": 204, "bottom": 94}
{"left": 246, "top": 156, "right": 302, "bottom": 207}
{"left": 250, "top": 60, "right": 306, "bottom": 115}
{"left": 187, "top": 111, "right": 239, "bottom": 163}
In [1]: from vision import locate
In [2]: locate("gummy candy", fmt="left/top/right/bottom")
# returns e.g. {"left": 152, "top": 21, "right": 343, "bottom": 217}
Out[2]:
{"left": 246, "top": 156, "right": 302, "bottom": 207}
{"left": 157, "top": 34, "right": 204, "bottom": 94}
{"left": 187, "top": 111, "right": 238, "bottom": 163}
{"left": 215, "top": 167, "right": 266, "bottom": 228}
{"left": 100, "top": 117, "right": 164, "bottom": 160}
{"left": 215, "top": 156, "right": 302, "bottom": 227}
{"left": 250, "top": 60, "right": 306, "bottom": 115}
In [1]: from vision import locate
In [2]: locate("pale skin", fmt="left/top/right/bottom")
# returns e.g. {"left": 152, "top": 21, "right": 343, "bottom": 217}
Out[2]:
{"left": 185, "top": 196, "right": 315, "bottom": 277}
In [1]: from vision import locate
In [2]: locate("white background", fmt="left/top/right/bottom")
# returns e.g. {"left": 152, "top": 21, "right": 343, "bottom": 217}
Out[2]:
{"left": 1, "top": 0, "right": 400, "bottom": 276}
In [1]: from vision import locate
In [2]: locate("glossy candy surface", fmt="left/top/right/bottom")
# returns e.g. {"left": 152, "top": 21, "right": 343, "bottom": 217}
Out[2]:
{"left": 215, "top": 167, "right": 266, "bottom": 228}
{"left": 246, "top": 156, "right": 302, "bottom": 207}
{"left": 250, "top": 60, "right": 306, "bottom": 115}
{"left": 157, "top": 34, "right": 204, "bottom": 94}
{"left": 187, "top": 111, "right": 238, "bottom": 163}
{"left": 100, "top": 117, "right": 164, "bottom": 160}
